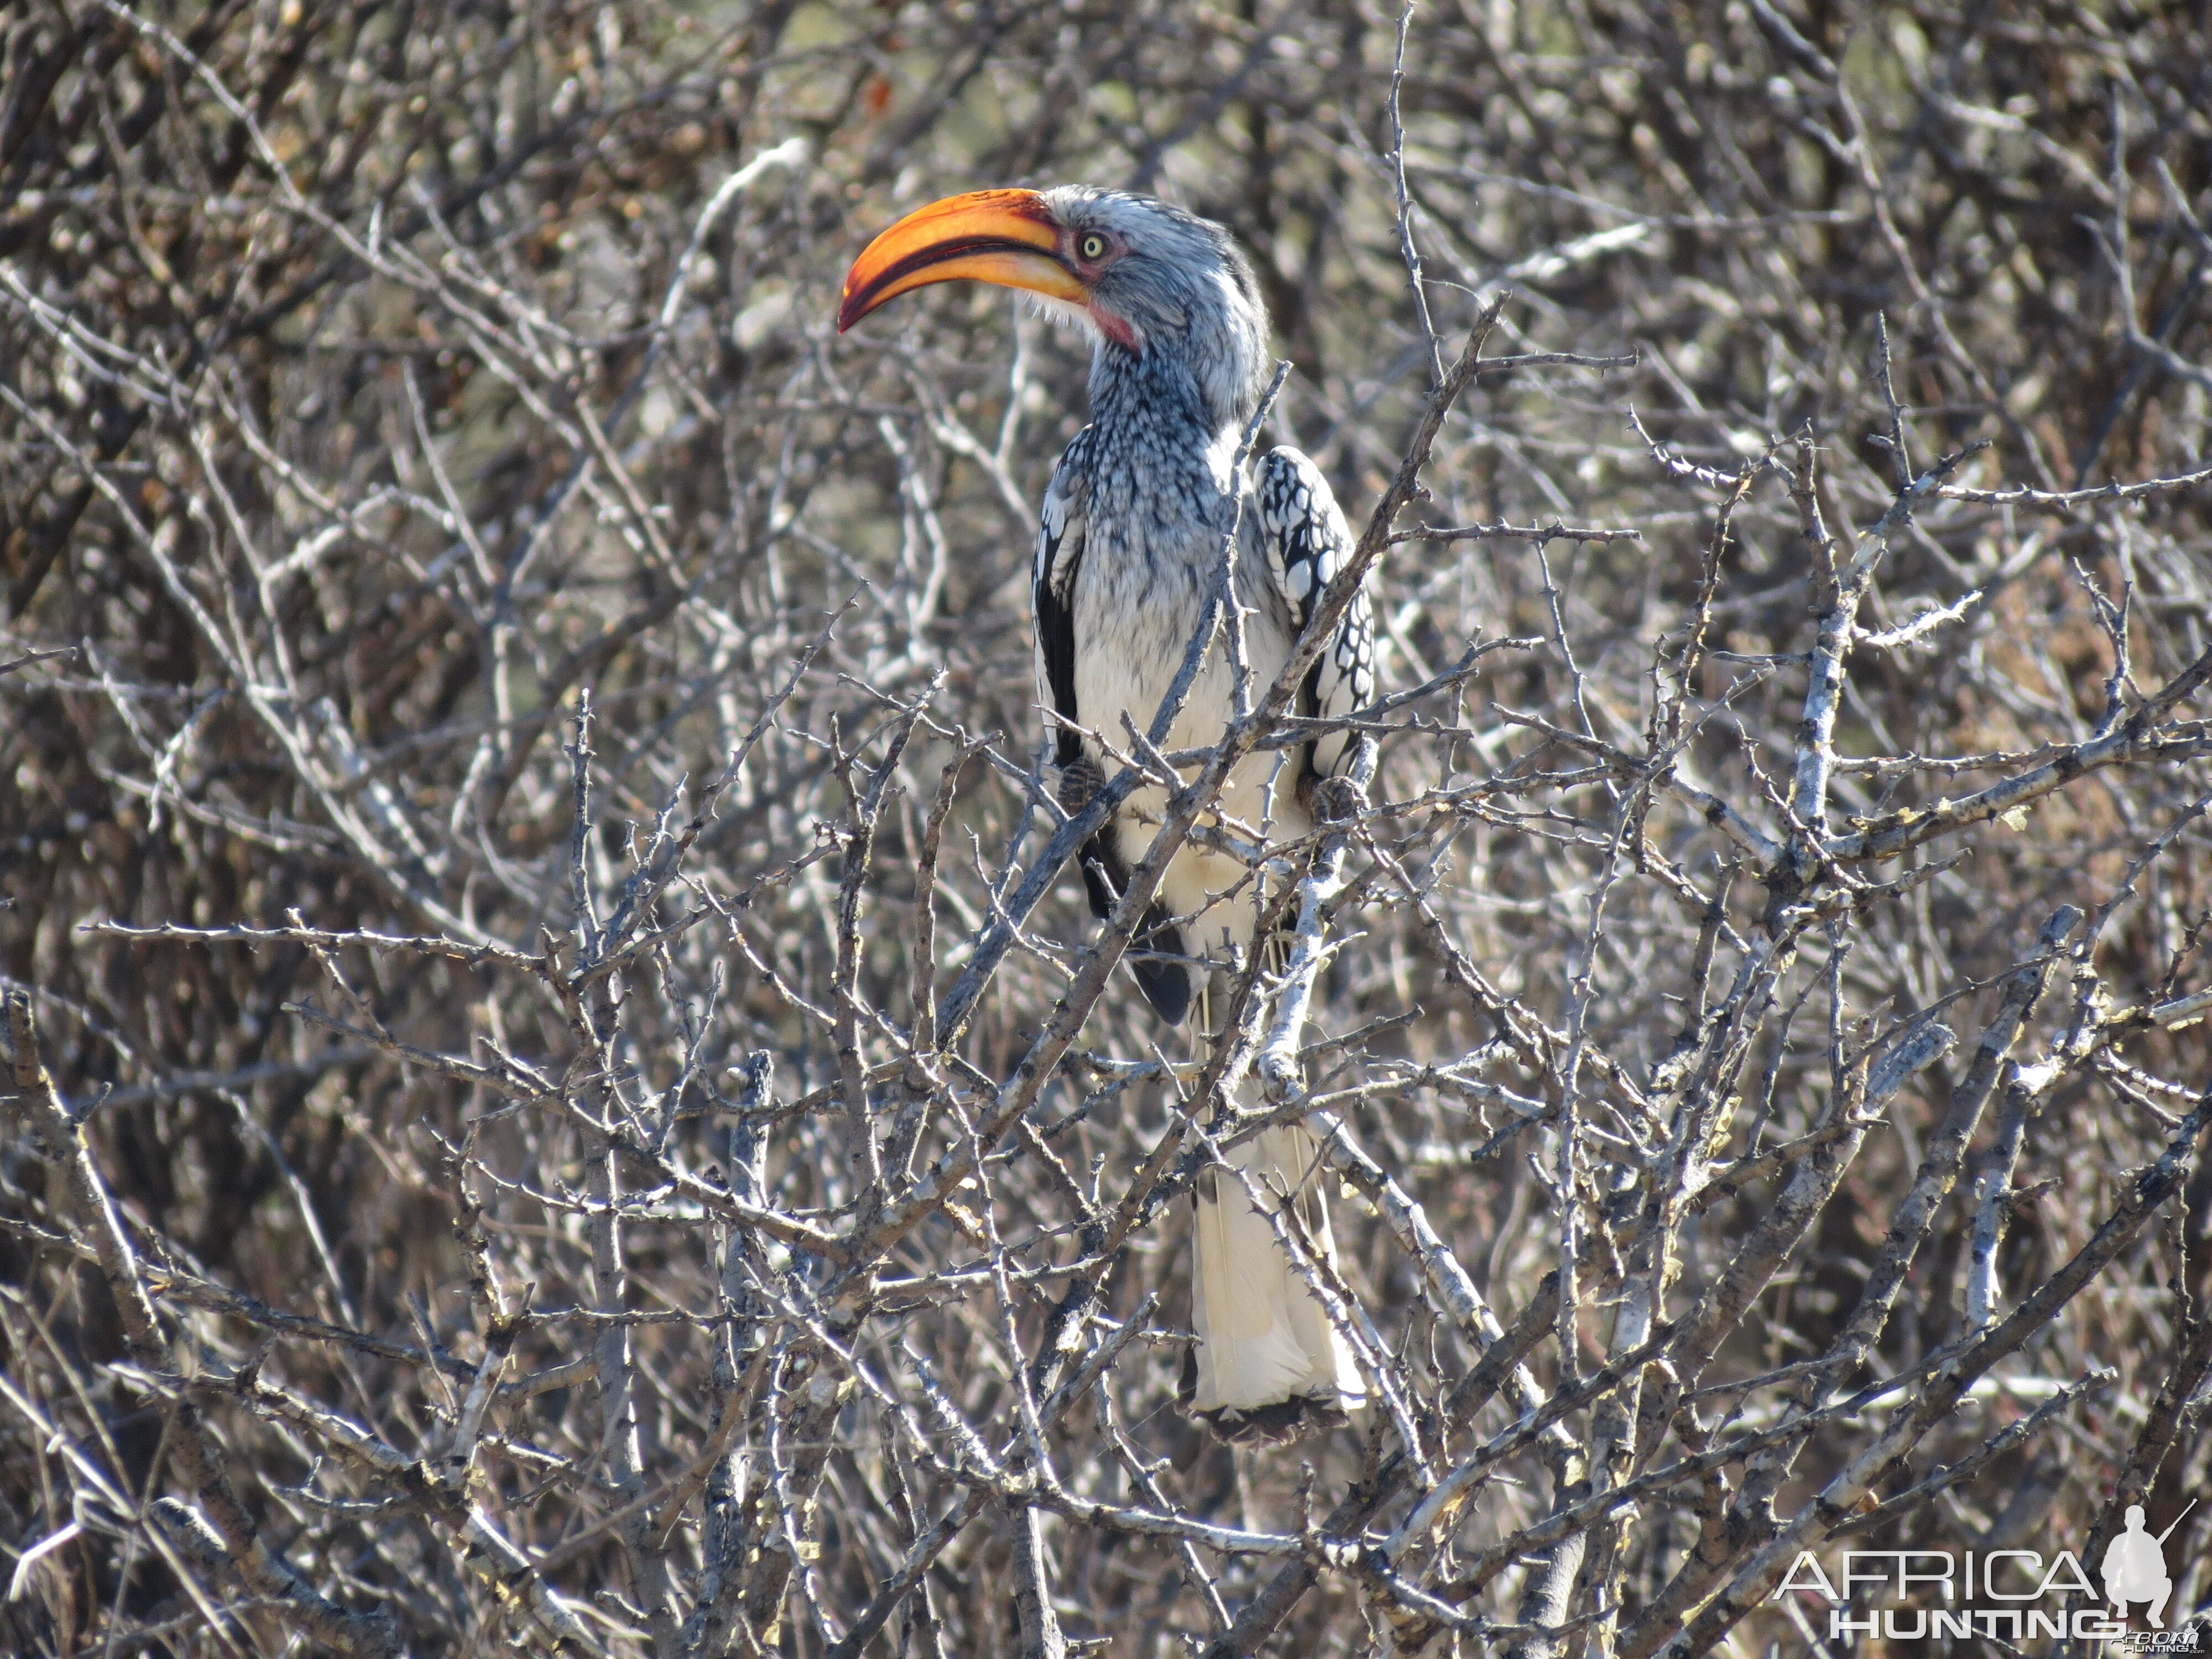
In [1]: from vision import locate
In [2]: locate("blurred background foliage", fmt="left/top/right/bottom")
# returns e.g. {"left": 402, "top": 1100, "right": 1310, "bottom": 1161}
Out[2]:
{"left": 4, "top": 0, "right": 2211, "bottom": 1653}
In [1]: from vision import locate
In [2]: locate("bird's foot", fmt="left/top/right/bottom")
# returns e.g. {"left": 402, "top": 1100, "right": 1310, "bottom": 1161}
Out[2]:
{"left": 1307, "top": 770, "right": 1368, "bottom": 826}
{"left": 1057, "top": 754, "right": 1106, "bottom": 816}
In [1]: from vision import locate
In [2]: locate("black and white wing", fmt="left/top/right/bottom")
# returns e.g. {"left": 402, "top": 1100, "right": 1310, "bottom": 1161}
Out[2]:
{"left": 1255, "top": 446, "right": 1376, "bottom": 780}
{"left": 1032, "top": 426, "right": 1093, "bottom": 773}
{"left": 1032, "top": 425, "right": 1192, "bottom": 1024}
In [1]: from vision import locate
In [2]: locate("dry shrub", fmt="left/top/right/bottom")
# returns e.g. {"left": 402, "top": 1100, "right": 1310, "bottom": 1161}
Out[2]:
{"left": 3, "top": 2, "right": 2211, "bottom": 1656}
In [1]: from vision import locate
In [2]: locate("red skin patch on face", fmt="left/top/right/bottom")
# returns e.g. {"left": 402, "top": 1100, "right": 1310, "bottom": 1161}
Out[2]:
{"left": 1089, "top": 304, "right": 1141, "bottom": 351}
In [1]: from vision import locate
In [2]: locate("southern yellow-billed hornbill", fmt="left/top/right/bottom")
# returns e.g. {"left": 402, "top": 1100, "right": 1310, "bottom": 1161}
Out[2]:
{"left": 841, "top": 187, "right": 1374, "bottom": 1441}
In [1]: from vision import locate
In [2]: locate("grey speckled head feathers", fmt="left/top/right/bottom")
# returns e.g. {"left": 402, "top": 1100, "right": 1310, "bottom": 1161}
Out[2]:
{"left": 1033, "top": 186, "right": 1271, "bottom": 428}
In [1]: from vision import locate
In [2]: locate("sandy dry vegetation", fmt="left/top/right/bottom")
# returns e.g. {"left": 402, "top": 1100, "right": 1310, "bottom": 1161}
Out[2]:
{"left": 3, "top": 1, "right": 2211, "bottom": 1655}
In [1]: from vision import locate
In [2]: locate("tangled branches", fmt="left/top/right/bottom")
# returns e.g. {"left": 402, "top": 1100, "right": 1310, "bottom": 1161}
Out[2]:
{"left": 5, "top": 2, "right": 2212, "bottom": 1656}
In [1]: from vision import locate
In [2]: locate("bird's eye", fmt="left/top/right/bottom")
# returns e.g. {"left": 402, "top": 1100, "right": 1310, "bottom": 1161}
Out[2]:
{"left": 1078, "top": 232, "right": 1109, "bottom": 262}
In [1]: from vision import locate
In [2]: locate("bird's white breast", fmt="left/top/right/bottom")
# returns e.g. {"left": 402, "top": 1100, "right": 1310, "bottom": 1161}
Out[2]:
{"left": 1070, "top": 503, "right": 1310, "bottom": 953}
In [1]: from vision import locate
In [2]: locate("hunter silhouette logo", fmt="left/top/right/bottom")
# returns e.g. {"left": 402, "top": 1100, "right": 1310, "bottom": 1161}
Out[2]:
{"left": 2107, "top": 1503, "right": 2193, "bottom": 1630}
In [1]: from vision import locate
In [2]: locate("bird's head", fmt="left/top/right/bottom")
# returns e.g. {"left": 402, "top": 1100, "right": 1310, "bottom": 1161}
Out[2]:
{"left": 839, "top": 186, "right": 1269, "bottom": 426}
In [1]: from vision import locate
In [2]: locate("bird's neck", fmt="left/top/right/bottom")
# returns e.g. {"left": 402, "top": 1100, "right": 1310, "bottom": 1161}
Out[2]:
{"left": 1087, "top": 341, "right": 1252, "bottom": 465}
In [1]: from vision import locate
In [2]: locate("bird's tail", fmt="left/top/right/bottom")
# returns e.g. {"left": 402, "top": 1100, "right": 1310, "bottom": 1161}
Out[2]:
{"left": 1181, "top": 1121, "right": 1365, "bottom": 1442}
{"left": 1178, "top": 968, "right": 1364, "bottom": 1443}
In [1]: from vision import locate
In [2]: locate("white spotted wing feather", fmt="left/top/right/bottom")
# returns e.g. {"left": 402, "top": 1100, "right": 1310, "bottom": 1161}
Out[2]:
{"left": 1255, "top": 447, "right": 1375, "bottom": 779}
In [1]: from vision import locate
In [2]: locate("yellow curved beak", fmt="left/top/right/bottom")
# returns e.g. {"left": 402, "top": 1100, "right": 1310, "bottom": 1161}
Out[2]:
{"left": 838, "top": 189, "right": 1087, "bottom": 332}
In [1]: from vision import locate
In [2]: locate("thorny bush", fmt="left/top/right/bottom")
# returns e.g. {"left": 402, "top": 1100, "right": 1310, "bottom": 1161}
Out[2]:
{"left": 3, "top": 2, "right": 2212, "bottom": 1656}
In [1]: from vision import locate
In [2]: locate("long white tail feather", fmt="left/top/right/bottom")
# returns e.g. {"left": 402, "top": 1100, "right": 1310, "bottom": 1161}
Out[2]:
{"left": 1188, "top": 1123, "right": 1364, "bottom": 1416}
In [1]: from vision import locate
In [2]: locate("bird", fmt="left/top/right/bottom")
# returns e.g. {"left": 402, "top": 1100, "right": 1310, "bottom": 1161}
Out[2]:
{"left": 840, "top": 186, "right": 1374, "bottom": 1442}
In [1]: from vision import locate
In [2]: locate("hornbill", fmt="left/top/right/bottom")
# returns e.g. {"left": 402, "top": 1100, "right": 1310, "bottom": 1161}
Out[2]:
{"left": 840, "top": 187, "right": 1374, "bottom": 1441}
